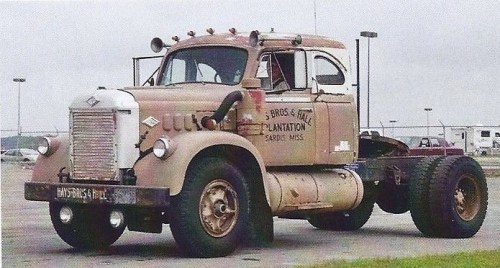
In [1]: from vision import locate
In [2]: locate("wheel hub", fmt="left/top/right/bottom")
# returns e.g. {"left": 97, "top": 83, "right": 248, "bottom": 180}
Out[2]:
{"left": 454, "top": 175, "right": 481, "bottom": 221}
{"left": 199, "top": 179, "right": 238, "bottom": 237}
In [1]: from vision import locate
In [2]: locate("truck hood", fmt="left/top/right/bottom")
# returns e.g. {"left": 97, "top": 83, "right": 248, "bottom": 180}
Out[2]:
{"left": 125, "top": 85, "right": 241, "bottom": 105}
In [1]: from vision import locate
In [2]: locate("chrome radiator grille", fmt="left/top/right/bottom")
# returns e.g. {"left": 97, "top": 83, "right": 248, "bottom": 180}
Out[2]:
{"left": 70, "top": 110, "right": 117, "bottom": 181}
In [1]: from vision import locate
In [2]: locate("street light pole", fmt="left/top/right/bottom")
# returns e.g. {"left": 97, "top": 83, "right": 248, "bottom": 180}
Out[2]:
{"left": 424, "top": 107, "right": 432, "bottom": 136}
{"left": 389, "top": 120, "right": 397, "bottom": 137}
{"left": 13, "top": 78, "right": 26, "bottom": 151}
{"left": 360, "top": 31, "right": 378, "bottom": 128}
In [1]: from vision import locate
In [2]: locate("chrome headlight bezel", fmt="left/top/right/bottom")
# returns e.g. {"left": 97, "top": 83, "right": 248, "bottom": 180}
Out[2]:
{"left": 37, "top": 136, "right": 60, "bottom": 156}
{"left": 153, "top": 137, "right": 176, "bottom": 159}
{"left": 37, "top": 137, "right": 51, "bottom": 156}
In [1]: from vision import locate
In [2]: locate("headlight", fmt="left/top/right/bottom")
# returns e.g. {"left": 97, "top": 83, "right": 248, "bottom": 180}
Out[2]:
{"left": 109, "top": 210, "right": 125, "bottom": 228}
{"left": 37, "top": 136, "right": 60, "bottom": 156}
{"left": 37, "top": 137, "right": 50, "bottom": 155}
{"left": 59, "top": 206, "right": 73, "bottom": 224}
{"left": 153, "top": 137, "right": 176, "bottom": 159}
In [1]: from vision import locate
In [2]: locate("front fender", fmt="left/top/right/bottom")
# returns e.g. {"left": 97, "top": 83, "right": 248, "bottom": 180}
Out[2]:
{"left": 32, "top": 134, "right": 70, "bottom": 182}
{"left": 134, "top": 131, "right": 268, "bottom": 197}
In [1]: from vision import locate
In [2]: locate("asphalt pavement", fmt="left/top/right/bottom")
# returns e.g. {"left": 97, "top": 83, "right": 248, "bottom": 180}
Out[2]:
{"left": 2, "top": 163, "right": 499, "bottom": 267}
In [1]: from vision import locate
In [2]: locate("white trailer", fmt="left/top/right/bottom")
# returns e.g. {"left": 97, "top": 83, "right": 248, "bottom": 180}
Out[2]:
{"left": 451, "top": 127, "right": 499, "bottom": 155}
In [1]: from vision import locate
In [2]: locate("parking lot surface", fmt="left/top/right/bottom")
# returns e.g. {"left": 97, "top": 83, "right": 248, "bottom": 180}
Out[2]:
{"left": 2, "top": 163, "right": 499, "bottom": 267}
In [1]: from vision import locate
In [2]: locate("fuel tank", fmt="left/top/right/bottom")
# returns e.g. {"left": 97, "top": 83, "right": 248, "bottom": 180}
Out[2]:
{"left": 266, "top": 168, "right": 364, "bottom": 215}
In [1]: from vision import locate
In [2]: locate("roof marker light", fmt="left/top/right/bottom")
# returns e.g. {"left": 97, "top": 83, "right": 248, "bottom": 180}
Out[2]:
{"left": 187, "top": 31, "right": 196, "bottom": 37}
{"left": 207, "top": 28, "right": 215, "bottom": 35}
{"left": 229, "top": 28, "right": 237, "bottom": 35}
{"left": 292, "top": 35, "right": 302, "bottom": 46}
{"left": 172, "top": 36, "right": 180, "bottom": 42}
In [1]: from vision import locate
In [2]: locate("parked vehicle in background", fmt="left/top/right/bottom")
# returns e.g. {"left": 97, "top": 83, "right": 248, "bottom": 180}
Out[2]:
{"left": 451, "top": 127, "right": 500, "bottom": 155}
{"left": 360, "top": 129, "right": 381, "bottom": 137}
{"left": 1, "top": 149, "right": 39, "bottom": 162}
{"left": 397, "top": 136, "right": 464, "bottom": 156}
{"left": 494, "top": 131, "right": 500, "bottom": 148}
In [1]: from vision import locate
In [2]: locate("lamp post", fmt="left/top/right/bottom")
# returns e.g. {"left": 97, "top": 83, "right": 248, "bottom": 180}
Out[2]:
{"left": 13, "top": 78, "right": 26, "bottom": 151}
{"left": 379, "top": 121, "right": 385, "bottom": 136}
{"left": 360, "top": 31, "right": 377, "bottom": 128}
{"left": 389, "top": 120, "right": 397, "bottom": 137}
{"left": 424, "top": 107, "right": 432, "bottom": 136}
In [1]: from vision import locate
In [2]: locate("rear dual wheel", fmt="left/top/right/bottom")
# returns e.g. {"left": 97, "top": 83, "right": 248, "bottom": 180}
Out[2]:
{"left": 409, "top": 156, "right": 488, "bottom": 238}
{"left": 409, "top": 156, "right": 444, "bottom": 236}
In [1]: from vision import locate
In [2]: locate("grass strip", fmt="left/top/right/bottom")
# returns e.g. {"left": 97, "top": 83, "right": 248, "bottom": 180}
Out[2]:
{"left": 305, "top": 249, "right": 500, "bottom": 268}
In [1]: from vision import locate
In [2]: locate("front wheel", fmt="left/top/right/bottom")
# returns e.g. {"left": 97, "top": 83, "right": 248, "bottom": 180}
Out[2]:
{"left": 49, "top": 203, "right": 125, "bottom": 249}
{"left": 169, "top": 158, "right": 249, "bottom": 257}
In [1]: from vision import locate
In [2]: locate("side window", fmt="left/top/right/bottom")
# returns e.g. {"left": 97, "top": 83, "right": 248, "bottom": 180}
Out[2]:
{"left": 430, "top": 138, "right": 440, "bottom": 147}
{"left": 256, "top": 54, "right": 272, "bottom": 90}
{"left": 419, "top": 138, "right": 430, "bottom": 147}
{"left": 481, "top": 131, "right": 490, "bottom": 137}
{"left": 256, "top": 53, "right": 295, "bottom": 92}
{"left": 314, "top": 56, "right": 345, "bottom": 85}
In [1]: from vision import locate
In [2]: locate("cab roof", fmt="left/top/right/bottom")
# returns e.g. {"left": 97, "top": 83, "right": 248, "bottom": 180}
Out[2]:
{"left": 166, "top": 29, "right": 346, "bottom": 51}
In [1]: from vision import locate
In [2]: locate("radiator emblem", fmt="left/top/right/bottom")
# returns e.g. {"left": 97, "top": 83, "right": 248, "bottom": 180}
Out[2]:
{"left": 142, "top": 116, "right": 160, "bottom": 128}
{"left": 86, "top": 96, "right": 100, "bottom": 107}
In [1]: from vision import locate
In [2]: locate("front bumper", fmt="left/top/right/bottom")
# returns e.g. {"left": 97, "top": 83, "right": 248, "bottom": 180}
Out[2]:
{"left": 25, "top": 181, "right": 170, "bottom": 208}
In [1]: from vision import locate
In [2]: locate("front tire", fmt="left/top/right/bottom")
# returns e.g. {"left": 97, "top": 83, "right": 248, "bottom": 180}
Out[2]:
{"left": 169, "top": 157, "right": 249, "bottom": 257}
{"left": 428, "top": 156, "right": 488, "bottom": 238}
{"left": 49, "top": 203, "right": 125, "bottom": 249}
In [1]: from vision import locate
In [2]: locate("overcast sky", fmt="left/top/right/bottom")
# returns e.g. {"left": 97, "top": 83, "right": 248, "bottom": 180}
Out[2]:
{"left": 1, "top": 0, "right": 499, "bottom": 137}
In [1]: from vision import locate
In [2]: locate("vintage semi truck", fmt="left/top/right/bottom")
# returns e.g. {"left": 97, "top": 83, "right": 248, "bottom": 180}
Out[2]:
{"left": 25, "top": 28, "right": 488, "bottom": 258}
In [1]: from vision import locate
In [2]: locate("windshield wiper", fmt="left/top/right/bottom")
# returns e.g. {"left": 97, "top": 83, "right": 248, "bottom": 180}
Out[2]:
{"left": 194, "top": 59, "right": 205, "bottom": 84}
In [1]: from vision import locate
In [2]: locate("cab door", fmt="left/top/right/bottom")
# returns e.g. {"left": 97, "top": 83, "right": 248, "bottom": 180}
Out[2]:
{"left": 263, "top": 96, "right": 315, "bottom": 166}
{"left": 310, "top": 51, "right": 357, "bottom": 164}
{"left": 254, "top": 51, "right": 316, "bottom": 166}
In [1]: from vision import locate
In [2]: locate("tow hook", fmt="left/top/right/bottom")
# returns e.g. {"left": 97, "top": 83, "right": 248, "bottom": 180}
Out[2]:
{"left": 57, "top": 167, "right": 70, "bottom": 183}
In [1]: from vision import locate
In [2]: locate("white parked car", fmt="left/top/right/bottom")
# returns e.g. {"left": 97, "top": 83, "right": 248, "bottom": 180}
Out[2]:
{"left": 1, "top": 149, "right": 39, "bottom": 163}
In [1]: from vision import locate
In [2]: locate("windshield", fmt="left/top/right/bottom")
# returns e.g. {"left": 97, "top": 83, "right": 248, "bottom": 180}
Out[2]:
{"left": 159, "top": 47, "right": 247, "bottom": 86}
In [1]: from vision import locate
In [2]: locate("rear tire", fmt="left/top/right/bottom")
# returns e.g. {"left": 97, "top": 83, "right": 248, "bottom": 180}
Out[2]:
{"left": 49, "top": 203, "right": 125, "bottom": 249}
{"left": 428, "top": 156, "right": 488, "bottom": 238}
{"left": 409, "top": 156, "right": 444, "bottom": 236}
{"left": 308, "top": 182, "right": 377, "bottom": 231}
{"left": 169, "top": 157, "right": 249, "bottom": 257}
{"left": 376, "top": 181, "right": 409, "bottom": 214}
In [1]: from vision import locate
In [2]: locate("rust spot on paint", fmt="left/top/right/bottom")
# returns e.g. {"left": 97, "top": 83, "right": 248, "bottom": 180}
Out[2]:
{"left": 248, "top": 90, "right": 264, "bottom": 113}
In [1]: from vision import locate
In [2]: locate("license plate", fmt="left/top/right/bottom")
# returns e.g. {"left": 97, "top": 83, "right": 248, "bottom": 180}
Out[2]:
{"left": 56, "top": 186, "right": 111, "bottom": 202}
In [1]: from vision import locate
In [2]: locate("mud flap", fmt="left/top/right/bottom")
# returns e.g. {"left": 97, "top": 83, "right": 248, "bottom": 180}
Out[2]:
{"left": 245, "top": 195, "right": 274, "bottom": 247}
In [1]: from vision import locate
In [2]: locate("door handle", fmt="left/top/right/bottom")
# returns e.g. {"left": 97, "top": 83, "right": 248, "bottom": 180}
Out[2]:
{"left": 298, "top": 108, "right": 313, "bottom": 112}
